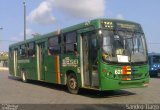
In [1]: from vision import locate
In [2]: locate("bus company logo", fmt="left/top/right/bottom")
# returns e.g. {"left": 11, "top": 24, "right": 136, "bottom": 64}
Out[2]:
{"left": 62, "top": 57, "right": 78, "bottom": 67}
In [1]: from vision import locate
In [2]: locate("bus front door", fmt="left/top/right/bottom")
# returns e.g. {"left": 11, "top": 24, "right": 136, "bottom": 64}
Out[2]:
{"left": 37, "top": 42, "right": 45, "bottom": 81}
{"left": 81, "top": 33, "right": 99, "bottom": 88}
{"left": 13, "top": 49, "right": 18, "bottom": 76}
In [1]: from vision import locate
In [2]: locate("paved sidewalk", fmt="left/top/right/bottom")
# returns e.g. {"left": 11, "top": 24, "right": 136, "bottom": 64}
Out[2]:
{"left": 0, "top": 67, "right": 9, "bottom": 71}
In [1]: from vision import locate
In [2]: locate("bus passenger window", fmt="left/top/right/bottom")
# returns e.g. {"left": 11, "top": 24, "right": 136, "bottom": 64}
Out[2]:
{"left": 9, "top": 48, "right": 13, "bottom": 57}
{"left": 20, "top": 44, "right": 27, "bottom": 57}
{"left": 48, "top": 37, "right": 61, "bottom": 55}
{"left": 64, "top": 32, "right": 77, "bottom": 53}
{"left": 28, "top": 42, "right": 35, "bottom": 57}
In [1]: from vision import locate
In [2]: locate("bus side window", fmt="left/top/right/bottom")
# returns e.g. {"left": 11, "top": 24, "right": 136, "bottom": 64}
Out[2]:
{"left": 64, "top": 31, "right": 77, "bottom": 53}
{"left": 28, "top": 42, "right": 35, "bottom": 57}
{"left": 48, "top": 36, "right": 61, "bottom": 55}
{"left": 9, "top": 48, "right": 13, "bottom": 58}
{"left": 20, "top": 44, "right": 27, "bottom": 57}
{"left": 148, "top": 56, "right": 151, "bottom": 65}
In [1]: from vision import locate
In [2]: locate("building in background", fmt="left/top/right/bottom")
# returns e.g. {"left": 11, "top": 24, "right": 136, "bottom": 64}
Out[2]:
{"left": 0, "top": 51, "right": 8, "bottom": 67}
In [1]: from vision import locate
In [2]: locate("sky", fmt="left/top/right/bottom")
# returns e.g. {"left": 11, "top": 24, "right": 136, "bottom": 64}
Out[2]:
{"left": 0, "top": 0, "right": 160, "bottom": 52}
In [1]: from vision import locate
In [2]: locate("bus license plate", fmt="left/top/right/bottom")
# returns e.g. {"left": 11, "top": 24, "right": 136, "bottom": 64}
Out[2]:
{"left": 121, "top": 75, "right": 133, "bottom": 80}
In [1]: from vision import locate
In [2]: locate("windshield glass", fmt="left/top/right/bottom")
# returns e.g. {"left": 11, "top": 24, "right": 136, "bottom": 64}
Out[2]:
{"left": 152, "top": 55, "right": 160, "bottom": 63}
{"left": 102, "top": 30, "right": 147, "bottom": 63}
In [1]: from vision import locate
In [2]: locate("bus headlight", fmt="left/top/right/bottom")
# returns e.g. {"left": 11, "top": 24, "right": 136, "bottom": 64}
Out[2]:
{"left": 99, "top": 30, "right": 102, "bottom": 35}
{"left": 153, "top": 64, "right": 157, "bottom": 68}
{"left": 107, "top": 72, "right": 111, "bottom": 76}
{"left": 105, "top": 72, "right": 114, "bottom": 79}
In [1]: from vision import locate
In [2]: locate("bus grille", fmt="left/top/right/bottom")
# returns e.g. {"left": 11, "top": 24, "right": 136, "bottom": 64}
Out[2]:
{"left": 119, "top": 74, "right": 143, "bottom": 80}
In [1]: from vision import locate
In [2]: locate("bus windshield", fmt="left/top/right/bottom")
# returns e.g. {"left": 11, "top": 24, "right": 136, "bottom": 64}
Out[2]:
{"left": 102, "top": 30, "right": 147, "bottom": 63}
{"left": 152, "top": 55, "right": 160, "bottom": 64}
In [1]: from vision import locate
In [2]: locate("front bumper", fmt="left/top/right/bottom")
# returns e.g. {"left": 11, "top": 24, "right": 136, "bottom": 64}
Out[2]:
{"left": 149, "top": 70, "right": 160, "bottom": 77}
{"left": 100, "top": 77, "right": 150, "bottom": 91}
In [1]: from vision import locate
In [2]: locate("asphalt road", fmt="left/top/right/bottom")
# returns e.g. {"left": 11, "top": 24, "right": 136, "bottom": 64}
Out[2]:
{"left": 0, "top": 70, "right": 160, "bottom": 105}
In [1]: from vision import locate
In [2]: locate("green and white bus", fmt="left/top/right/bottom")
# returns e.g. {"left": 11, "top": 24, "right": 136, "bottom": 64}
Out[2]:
{"left": 9, "top": 19, "right": 149, "bottom": 94}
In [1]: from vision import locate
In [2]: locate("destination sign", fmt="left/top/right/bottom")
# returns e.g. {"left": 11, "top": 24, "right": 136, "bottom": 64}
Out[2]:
{"left": 101, "top": 20, "right": 142, "bottom": 31}
{"left": 116, "top": 23, "right": 140, "bottom": 31}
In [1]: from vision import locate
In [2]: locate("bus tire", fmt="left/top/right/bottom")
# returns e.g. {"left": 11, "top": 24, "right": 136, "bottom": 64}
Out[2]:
{"left": 21, "top": 71, "right": 27, "bottom": 83}
{"left": 67, "top": 74, "right": 79, "bottom": 94}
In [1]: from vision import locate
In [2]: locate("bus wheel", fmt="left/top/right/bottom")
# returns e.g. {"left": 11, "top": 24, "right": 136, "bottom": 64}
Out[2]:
{"left": 21, "top": 71, "right": 27, "bottom": 83}
{"left": 67, "top": 74, "right": 79, "bottom": 94}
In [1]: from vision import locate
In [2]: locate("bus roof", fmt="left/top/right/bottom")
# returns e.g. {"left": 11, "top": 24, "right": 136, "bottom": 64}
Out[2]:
{"left": 9, "top": 18, "right": 141, "bottom": 47}
{"left": 148, "top": 53, "right": 160, "bottom": 56}
{"left": 61, "top": 18, "right": 140, "bottom": 33}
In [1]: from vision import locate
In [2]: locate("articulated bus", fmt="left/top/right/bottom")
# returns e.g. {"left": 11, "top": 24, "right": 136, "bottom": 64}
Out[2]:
{"left": 9, "top": 19, "right": 149, "bottom": 94}
{"left": 148, "top": 53, "right": 160, "bottom": 77}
